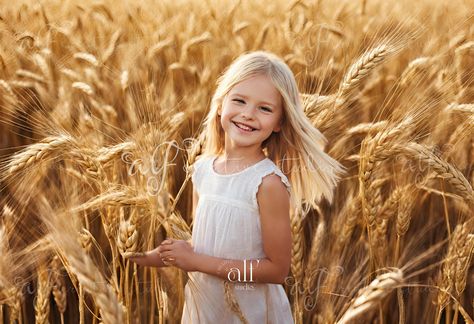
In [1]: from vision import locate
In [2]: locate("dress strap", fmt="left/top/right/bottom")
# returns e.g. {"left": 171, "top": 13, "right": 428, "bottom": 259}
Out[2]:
{"left": 251, "top": 164, "right": 291, "bottom": 210}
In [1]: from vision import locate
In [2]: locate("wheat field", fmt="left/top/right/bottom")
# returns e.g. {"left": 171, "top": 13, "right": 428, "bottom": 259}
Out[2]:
{"left": 0, "top": 0, "right": 473, "bottom": 323}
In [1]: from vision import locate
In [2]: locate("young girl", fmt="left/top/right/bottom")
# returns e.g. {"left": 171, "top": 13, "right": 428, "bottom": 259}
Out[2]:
{"left": 128, "top": 51, "right": 345, "bottom": 323}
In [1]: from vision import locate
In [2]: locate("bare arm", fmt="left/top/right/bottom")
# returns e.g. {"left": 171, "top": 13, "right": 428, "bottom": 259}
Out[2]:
{"left": 191, "top": 174, "right": 292, "bottom": 284}
{"left": 125, "top": 247, "right": 167, "bottom": 267}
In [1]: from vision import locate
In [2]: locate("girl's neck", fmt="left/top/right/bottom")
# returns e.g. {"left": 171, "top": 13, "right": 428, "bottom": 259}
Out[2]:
{"left": 219, "top": 150, "right": 266, "bottom": 163}
{"left": 214, "top": 151, "right": 267, "bottom": 175}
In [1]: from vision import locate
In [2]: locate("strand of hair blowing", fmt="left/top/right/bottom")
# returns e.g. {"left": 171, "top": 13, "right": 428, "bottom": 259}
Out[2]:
{"left": 271, "top": 85, "right": 347, "bottom": 214}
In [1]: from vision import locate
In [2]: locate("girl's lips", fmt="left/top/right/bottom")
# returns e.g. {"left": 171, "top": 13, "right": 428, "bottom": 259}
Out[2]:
{"left": 233, "top": 121, "right": 256, "bottom": 132}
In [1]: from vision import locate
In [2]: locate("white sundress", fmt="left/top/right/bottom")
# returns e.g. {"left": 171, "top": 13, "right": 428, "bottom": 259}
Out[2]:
{"left": 181, "top": 154, "right": 294, "bottom": 324}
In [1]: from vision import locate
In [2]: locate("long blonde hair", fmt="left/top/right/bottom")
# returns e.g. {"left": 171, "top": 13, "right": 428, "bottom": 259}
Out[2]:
{"left": 194, "top": 50, "right": 346, "bottom": 214}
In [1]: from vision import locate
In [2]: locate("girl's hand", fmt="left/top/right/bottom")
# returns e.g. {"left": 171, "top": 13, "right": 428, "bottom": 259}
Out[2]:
{"left": 157, "top": 238, "right": 198, "bottom": 272}
{"left": 123, "top": 247, "right": 167, "bottom": 268}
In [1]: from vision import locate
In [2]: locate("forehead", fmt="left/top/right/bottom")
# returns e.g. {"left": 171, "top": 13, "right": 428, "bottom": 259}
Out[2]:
{"left": 229, "top": 74, "right": 282, "bottom": 107}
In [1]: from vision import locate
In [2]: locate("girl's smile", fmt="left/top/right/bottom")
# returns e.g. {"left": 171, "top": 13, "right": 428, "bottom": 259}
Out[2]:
{"left": 232, "top": 121, "right": 257, "bottom": 132}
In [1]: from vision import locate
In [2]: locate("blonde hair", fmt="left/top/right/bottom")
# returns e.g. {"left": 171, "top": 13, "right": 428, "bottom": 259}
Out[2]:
{"left": 195, "top": 50, "right": 346, "bottom": 214}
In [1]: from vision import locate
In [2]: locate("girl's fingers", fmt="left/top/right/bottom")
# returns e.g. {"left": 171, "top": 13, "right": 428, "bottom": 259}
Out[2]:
{"left": 162, "top": 259, "right": 173, "bottom": 266}
{"left": 160, "top": 252, "right": 172, "bottom": 259}
{"left": 158, "top": 245, "right": 172, "bottom": 253}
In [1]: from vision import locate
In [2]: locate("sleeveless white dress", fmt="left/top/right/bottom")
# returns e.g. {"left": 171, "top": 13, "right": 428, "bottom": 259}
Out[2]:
{"left": 181, "top": 154, "right": 294, "bottom": 324}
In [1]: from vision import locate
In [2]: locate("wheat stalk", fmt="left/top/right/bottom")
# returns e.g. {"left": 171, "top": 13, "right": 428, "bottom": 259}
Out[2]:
{"left": 378, "top": 185, "right": 407, "bottom": 221}
{"left": 399, "top": 56, "right": 431, "bottom": 87}
{"left": 223, "top": 281, "right": 248, "bottom": 324}
{"left": 34, "top": 264, "right": 51, "bottom": 324}
{"left": 304, "top": 218, "right": 325, "bottom": 293}
{"left": 290, "top": 209, "right": 305, "bottom": 324}
{"left": 454, "top": 41, "right": 474, "bottom": 89}
{"left": 336, "top": 197, "right": 362, "bottom": 255}
{"left": 79, "top": 228, "right": 93, "bottom": 252}
{"left": 0, "top": 220, "right": 21, "bottom": 322}
{"left": 71, "top": 186, "right": 150, "bottom": 213}
{"left": 394, "top": 142, "right": 474, "bottom": 204}
{"left": 73, "top": 52, "right": 99, "bottom": 67}
{"left": 3, "top": 135, "right": 73, "bottom": 177}
{"left": 60, "top": 68, "right": 81, "bottom": 81}
{"left": 437, "top": 223, "right": 474, "bottom": 308}
{"left": 444, "top": 103, "right": 474, "bottom": 114}
{"left": 359, "top": 117, "right": 414, "bottom": 227}
{"left": 290, "top": 211, "right": 304, "bottom": 283}
{"left": 50, "top": 256, "right": 67, "bottom": 318}
{"left": 51, "top": 232, "right": 124, "bottom": 324}
{"left": 146, "top": 38, "right": 173, "bottom": 60}
{"left": 3, "top": 286, "right": 22, "bottom": 323}
{"left": 101, "top": 30, "right": 122, "bottom": 63}
{"left": 32, "top": 53, "right": 51, "bottom": 80}
{"left": 72, "top": 81, "right": 95, "bottom": 95}
{"left": 117, "top": 208, "right": 138, "bottom": 254}
{"left": 180, "top": 31, "right": 213, "bottom": 63}
{"left": 337, "top": 269, "right": 403, "bottom": 324}
{"left": 16, "top": 68, "right": 47, "bottom": 84}
{"left": 95, "top": 142, "right": 136, "bottom": 164}
{"left": 0, "top": 79, "right": 17, "bottom": 100}
{"left": 338, "top": 44, "right": 392, "bottom": 100}
{"left": 396, "top": 187, "right": 416, "bottom": 237}
{"left": 69, "top": 148, "right": 107, "bottom": 184}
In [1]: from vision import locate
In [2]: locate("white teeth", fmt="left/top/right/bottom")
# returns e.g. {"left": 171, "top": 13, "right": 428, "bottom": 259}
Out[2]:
{"left": 234, "top": 122, "right": 254, "bottom": 131}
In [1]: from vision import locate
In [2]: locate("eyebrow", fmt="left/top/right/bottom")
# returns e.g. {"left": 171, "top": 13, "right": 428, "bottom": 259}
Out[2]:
{"left": 231, "top": 93, "right": 276, "bottom": 108}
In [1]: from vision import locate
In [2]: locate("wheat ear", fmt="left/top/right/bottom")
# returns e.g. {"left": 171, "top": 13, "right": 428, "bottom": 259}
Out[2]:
{"left": 394, "top": 142, "right": 474, "bottom": 204}
{"left": 50, "top": 256, "right": 67, "bottom": 319}
{"left": 338, "top": 44, "right": 392, "bottom": 100}
{"left": 3, "top": 135, "right": 73, "bottom": 177}
{"left": 437, "top": 223, "right": 474, "bottom": 307}
{"left": 34, "top": 264, "right": 51, "bottom": 324}
{"left": 337, "top": 269, "right": 403, "bottom": 324}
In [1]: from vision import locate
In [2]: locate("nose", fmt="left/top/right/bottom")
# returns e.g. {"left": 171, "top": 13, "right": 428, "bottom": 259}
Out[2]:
{"left": 241, "top": 104, "right": 256, "bottom": 120}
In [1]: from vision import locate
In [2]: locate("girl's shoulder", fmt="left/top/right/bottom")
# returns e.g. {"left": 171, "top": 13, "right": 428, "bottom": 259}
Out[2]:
{"left": 254, "top": 159, "right": 291, "bottom": 191}
{"left": 249, "top": 159, "right": 291, "bottom": 209}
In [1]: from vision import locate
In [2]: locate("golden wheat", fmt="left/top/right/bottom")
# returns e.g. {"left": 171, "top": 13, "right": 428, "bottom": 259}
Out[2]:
{"left": 0, "top": 1, "right": 473, "bottom": 323}
{"left": 50, "top": 256, "right": 67, "bottom": 319}
{"left": 34, "top": 264, "right": 51, "bottom": 324}
{"left": 3, "top": 135, "right": 73, "bottom": 177}
{"left": 395, "top": 142, "right": 474, "bottom": 204}
{"left": 437, "top": 222, "right": 474, "bottom": 309}
{"left": 337, "top": 269, "right": 403, "bottom": 324}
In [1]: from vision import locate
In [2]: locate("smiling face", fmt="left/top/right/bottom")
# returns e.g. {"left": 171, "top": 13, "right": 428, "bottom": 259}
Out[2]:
{"left": 218, "top": 73, "right": 283, "bottom": 151}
